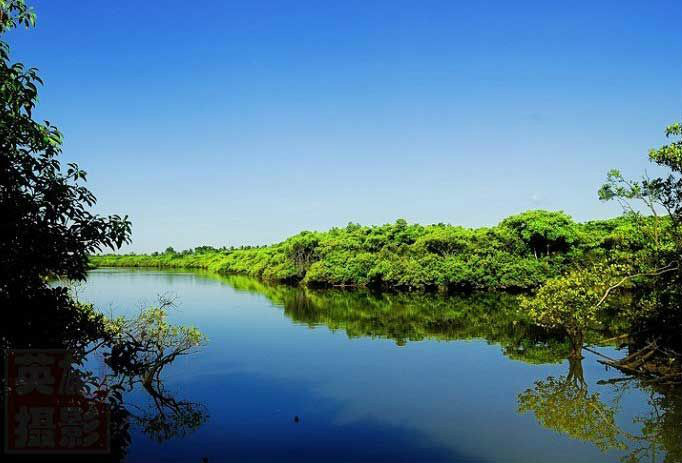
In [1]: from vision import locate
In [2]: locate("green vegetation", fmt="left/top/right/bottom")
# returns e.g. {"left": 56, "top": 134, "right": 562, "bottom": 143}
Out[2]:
{"left": 521, "top": 120, "right": 682, "bottom": 380}
{"left": 103, "top": 295, "right": 208, "bottom": 443}
{"left": 7, "top": 0, "right": 679, "bottom": 459}
{"left": 1, "top": 0, "right": 131, "bottom": 350}
{"left": 92, "top": 211, "right": 652, "bottom": 292}
{"left": 187, "top": 271, "right": 629, "bottom": 364}
{"left": 520, "top": 262, "right": 631, "bottom": 359}
{"left": 0, "top": 2, "right": 207, "bottom": 457}
{"left": 92, "top": 118, "right": 682, "bottom": 383}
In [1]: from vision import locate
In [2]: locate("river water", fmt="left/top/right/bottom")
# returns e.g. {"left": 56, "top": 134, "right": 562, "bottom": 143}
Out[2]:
{"left": 78, "top": 268, "right": 681, "bottom": 463}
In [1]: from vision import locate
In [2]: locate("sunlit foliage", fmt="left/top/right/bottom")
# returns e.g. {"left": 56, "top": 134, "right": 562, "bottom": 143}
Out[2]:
{"left": 599, "top": 121, "right": 682, "bottom": 354}
{"left": 520, "top": 263, "right": 630, "bottom": 358}
{"left": 92, "top": 212, "right": 650, "bottom": 292}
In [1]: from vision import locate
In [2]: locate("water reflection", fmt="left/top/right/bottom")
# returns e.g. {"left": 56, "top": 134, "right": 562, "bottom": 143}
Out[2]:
{"left": 98, "top": 349, "right": 208, "bottom": 458}
{"left": 127, "top": 384, "right": 207, "bottom": 444}
{"left": 1, "top": 293, "right": 209, "bottom": 462}
{"left": 214, "top": 273, "right": 682, "bottom": 463}
{"left": 219, "top": 273, "right": 572, "bottom": 363}
{"left": 518, "top": 357, "right": 624, "bottom": 452}
{"left": 103, "top": 295, "right": 209, "bottom": 446}
{"left": 518, "top": 356, "right": 682, "bottom": 463}
{"left": 0, "top": 348, "right": 207, "bottom": 462}
{"left": 67, "top": 269, "right": 682, "bottom": 462}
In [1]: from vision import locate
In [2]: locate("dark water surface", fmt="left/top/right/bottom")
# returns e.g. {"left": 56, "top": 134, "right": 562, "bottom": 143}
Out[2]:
{"left": 80, "top": 269, "right": 681, "bottom": 463}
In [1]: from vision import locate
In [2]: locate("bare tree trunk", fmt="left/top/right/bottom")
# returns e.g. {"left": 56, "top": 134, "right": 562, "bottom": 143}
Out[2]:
{"left": 568, "top": 331, "right": 584, "bottom": 360}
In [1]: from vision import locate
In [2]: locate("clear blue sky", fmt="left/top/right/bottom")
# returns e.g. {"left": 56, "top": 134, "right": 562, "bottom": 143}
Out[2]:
{"left": 9, "top": 0, "right": 682, "bottom": 252}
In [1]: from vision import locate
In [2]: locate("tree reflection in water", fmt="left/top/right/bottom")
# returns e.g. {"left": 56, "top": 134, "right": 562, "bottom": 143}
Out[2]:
{"left": 125, "top": 380, "right": 208, "bottom": 444}
{"left": 216, "top": 273, "right": 681, "bottom": 462}
{"left": 103, "top": 295, "right": 209, "bottom": 444}
{"left": 218, "top": 273, "right": 574, "bottom": 364}
{"left": 0, "top": 295, "right": 208, "bottom": 462}
{"left": 62, "top": 348, "right": 208, "bottom": 460}
{"left": 20, "top": 272, "right": 675, "bottom": 461}
{"left": 518, "top": 356, "right": 682, "bottom": 463}
{"left": 518, "top": 357, "right": 625, "bottom": 452}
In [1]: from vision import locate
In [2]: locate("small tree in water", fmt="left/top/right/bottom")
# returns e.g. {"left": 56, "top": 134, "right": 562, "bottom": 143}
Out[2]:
{"left": 521, "top": 263, "right": 629, "bottom": 359}
{"left": 103, "top": 295, "right": 208, "bottom": 443}
{"left": 105, "top": 295, "right": 207, "bottom": 392}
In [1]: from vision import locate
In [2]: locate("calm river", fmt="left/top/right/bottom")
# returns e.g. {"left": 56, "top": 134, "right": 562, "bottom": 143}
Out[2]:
{"left": 79, "top": 268, "right": 681, "bottom": 463}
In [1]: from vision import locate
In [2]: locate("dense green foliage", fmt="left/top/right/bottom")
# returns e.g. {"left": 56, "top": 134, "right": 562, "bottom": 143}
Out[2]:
{"left": 0, "top": 2, "right": 132, "bottom": 460}
{"left": 521, "top": 262, "right": 631, "bottom": 358}
{"left": 517, "top": 120, "right": 682, "bottom": 373}
{"left": 0, "top": 0, "right": 131, "bottom": 350}
{"left": 597, "top": 121, "right": 682, "bottom": 356}
{"left": 92, "top": 211, "right": 653, "bottom": 292}
{"left": 0, "top": 0, "right": 132, "bottom": 353}
{"left": 0, "top": 3, "right": 206, "bottom": 459}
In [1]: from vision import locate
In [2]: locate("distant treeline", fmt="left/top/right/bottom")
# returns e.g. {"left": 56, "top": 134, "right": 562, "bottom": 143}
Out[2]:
{"left": 91, "top": 210, "right": 656, "bottom": 291}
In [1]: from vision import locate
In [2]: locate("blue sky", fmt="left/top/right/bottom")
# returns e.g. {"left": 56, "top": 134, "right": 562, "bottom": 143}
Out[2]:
{"left": 9, "top": 0, "right": 682, "bottom": 252}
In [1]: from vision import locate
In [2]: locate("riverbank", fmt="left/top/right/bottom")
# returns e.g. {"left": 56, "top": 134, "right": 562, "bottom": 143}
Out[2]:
{"left": 91, "top": 210, "right": 649, "bottom": 291}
